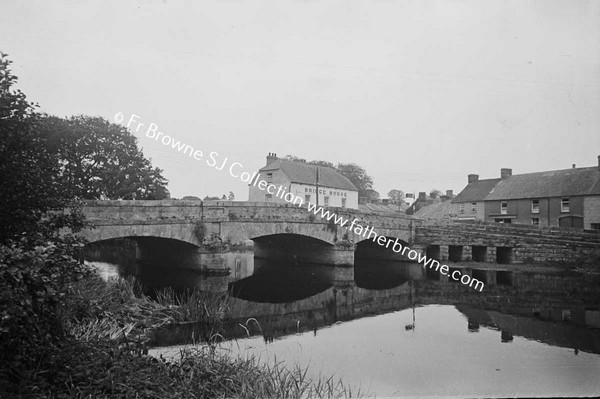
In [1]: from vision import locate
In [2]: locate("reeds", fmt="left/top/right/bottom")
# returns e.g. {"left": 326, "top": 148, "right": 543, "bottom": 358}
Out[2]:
{"left": 168, "top": 345, "right": 366, "bottom": 398}
{"left": 51, "top": 275, "right": 366, "bottom": 398}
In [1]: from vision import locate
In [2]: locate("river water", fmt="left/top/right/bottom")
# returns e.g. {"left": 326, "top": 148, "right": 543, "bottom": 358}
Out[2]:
{"left": 87, "top": 251, "right": 600, "bottom": 398}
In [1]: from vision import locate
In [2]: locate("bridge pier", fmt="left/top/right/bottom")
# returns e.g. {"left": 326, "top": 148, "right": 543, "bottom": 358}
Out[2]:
{"left": 134, "top": 237, "right": 233, "bottom": 273}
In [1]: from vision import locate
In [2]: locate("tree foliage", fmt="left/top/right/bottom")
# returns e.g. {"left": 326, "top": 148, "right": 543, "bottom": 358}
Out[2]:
{"left": 0, "top": 53, "right": 66, "bottom": 242}
{"left": 0, "top": 53, "right": 91, "bottom": 386}
{"left": 282, "top": 154, "right": 303, "bottom": 161}
{"left": 388, "top": 189, "right": 405, "bottom": 203}
{"left": 362, "top": 188, "right": 380, "bottom": 202}
{"left": 335, "top": 162, "right": 374, "bottom": 197}
{"left": 0, "top": 235, "right": 90, "bottom": 385}
{"left": 429, "top": 189, "right": 443, "bottom": 199}
{"left": 42, "top": 115, "right": 170, "bottom": 200}
{"left": 309, "top": 160, "right": 335, "bottom": 169}
{"left": 1, "top": 53, "right": 169, "bottom": 243}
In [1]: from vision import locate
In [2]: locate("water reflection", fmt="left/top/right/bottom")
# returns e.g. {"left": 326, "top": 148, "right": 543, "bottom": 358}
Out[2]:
{"left": 85, "top": 243, "right": 600, "bottom": 397}
{"left": 206, "top": 305, "right": 600, "bottom": 398}
{"left": 229, "top": 259, "right": 332, "bottom": 303}
{"left": 354, "top": 258, "right": 423, "bottom": 289}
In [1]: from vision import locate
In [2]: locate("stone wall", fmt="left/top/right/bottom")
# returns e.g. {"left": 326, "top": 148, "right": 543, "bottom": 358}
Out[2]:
{"left": 415, "top": 219, "right": 600, "bottom": 264}
{"left": 80, "top": 200, "right": 600, "bottom": 265}
{"left": 81, "top": 200, "right": 415, "bottom": 247}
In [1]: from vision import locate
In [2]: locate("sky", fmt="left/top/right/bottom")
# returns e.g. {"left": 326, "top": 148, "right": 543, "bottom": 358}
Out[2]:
{"left": 1, "top": 0, "right": 599, "bottom": 200}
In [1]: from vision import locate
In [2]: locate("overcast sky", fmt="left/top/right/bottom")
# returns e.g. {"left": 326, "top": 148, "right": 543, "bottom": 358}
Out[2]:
{"left": 2, "top": 0, "right": 599, "bottom": 200}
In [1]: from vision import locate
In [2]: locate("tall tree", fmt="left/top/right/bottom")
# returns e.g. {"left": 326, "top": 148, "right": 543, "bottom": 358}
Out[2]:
{"left": 429, "top": 189, "right": 443, "bottom": 199}
{"left": 336, "top": 162, "right": 374, "bottom": 198}
{"left": 0, "top": 53, "right": 67, "bottom": 241}
{"left": 362, "top": 188, "right": 380, "bottom": 202}
{"left": 388, "top": 189, "right": 405, "bottom": 203}
{"left": 42, "top": 115, "right": 170, "bottom": 200}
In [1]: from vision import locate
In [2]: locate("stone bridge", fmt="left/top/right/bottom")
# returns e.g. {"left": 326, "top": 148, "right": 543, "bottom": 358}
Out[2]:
{"left": 78, "top": 200, "right": 600, "bottom": 271}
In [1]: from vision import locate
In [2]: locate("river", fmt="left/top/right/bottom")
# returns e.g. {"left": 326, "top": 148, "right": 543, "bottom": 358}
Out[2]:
{"left": 86, "top": 248, "right": 600, "bottom": 397}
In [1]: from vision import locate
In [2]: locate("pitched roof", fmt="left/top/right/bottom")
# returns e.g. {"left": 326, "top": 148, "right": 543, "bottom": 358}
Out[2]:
{"left": 486, "top": 167, "right": 600, "bottom": 200}
{"left": 414, "top": 200, "right": 453, "bottom": 220}
{"left": 359, "top": 203, "right": 409, "bottom": 213}
{"left": 453, "top": 178, "right": 501, "bottom": 203}
{"left": 260, "top": 159, "right": 358, "bottom": 191}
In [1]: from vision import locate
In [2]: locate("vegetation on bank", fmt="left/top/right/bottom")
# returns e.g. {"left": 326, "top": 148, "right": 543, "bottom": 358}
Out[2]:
{"left": 0, "top": 53, "right": 361, "bottom": 397}
{"left": 2, "top": 268, "right": 361, "bottom": 397}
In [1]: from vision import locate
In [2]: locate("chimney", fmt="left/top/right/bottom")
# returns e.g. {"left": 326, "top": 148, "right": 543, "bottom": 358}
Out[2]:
{"left": 501, "top": 168, "right": 512, "bottom": 179}
{"left": 468, "top": 174, "right": 479, "bottom": 184}
{"left": 572, "top": 164, "right": 576, "bottom": 169}
{"left": 597, "top": 155, "right": 600, "bottom": 171}
{"left": 446, "top": 189, "right": 453, "bottom": 197}
{"left": 266, "top": 152, "right": 277, "bottom": 165}
{"left": 418, "top": 192, "right": 426, "bottom": 200}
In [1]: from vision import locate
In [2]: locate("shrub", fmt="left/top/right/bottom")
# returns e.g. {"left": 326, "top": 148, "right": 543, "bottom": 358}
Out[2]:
{"left": 193, "top": 221, "right": 206, "bottom": 242}
{"left": 0, "top": 235, "right": 91, "bottom": 386}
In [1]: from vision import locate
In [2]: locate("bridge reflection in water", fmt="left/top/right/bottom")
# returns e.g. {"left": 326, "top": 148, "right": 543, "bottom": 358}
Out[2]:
{"left": 85, "top": 242, "right": 600, "bottom": 397}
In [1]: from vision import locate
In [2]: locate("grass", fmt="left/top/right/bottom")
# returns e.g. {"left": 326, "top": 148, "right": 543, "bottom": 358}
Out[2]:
{"left": 18, "top": 339, "right": 363, "bottom": 398}
{"left": 60, "top": 275, "right": 183, "bottom": 345}
{"left": 11, "top": 275, "right": 365, "bottom": 398}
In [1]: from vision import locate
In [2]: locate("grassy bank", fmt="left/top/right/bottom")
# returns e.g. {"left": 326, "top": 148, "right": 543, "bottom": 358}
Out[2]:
{"left": 24, "top": 340, "right": 360, "bottom": 398}
{"left": 4, "top": 274, "right": 362, "bottom": 398}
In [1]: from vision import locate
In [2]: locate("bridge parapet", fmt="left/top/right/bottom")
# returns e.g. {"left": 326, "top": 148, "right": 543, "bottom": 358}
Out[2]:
{"left": 415, "top": 219, "right": 600, "bottom": 265}
{"left": 82, "top": 200, "right": 416, "bottom": 235}
{"left": 80, "top": 200, "right": 416, "bottom": 251}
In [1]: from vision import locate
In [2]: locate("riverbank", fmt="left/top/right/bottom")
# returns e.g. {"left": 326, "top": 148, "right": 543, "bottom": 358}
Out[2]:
{"left": 20, "top": 338, "right": 360, "bottom": 398}
{"left": 4, "top": 274, "right": 361, "bottom": 398}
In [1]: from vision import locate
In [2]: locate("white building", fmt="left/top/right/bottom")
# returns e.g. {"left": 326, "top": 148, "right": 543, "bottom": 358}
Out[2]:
{"left": 248, "top": 153, "right": 359, "bottom": 209}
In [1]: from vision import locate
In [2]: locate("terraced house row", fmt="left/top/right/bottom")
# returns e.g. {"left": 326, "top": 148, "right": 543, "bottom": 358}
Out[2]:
{"left": 451, "top": 155, "right": 600, "bottom": 230}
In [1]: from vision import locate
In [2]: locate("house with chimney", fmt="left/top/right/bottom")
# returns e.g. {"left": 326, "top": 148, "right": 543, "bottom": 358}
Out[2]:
{"left": 406, "top": 190, "right": 455, "bottom": 215}
{"left": 451, "top": 156, "right": 600, "bottom": 230}
{"left": 248, "top": 153, "right": 359, "bottom": 209}
{"left": 450, "top": 175, "right": 501, "bottom": 221}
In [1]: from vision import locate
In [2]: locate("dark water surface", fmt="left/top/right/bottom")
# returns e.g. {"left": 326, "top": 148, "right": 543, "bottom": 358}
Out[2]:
{"left": 87, "top": 252, "right": 600, "bottom": 397}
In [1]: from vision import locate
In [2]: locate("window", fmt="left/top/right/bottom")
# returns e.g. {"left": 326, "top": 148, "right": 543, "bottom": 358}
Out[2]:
{"left": 531, "top": 218, "right": 540, "bottom": 226}
{"left": 341, "top": 198, "right": 347, "bottom": 208}
{"left": 265, "top": 194, "right": 272, "bottom": 201}
{"left": 266, "top": 172, "right": 273, "bottom": 182}
{"left": 561, "top": 198, "right": 570, "bottom": 212}
{"left": 500, "top": 201, "right": 508, "bottom": 215}
{"left": 531, "top": 199, "right": 539, "bottom": 214}
{"left": 459, "top": 203, "right": 465, "bottom": 213}
{"left": 324, "top": 196, "right": 329, "bottom": 206}
{"left": 305, "top": 194, "right": 311, "bottom": 204}
{"left": 471, "top": 202, "right": 477, "bottom": 212}
{"left": 591, "top": 223, "right": 600, "bottom": 230}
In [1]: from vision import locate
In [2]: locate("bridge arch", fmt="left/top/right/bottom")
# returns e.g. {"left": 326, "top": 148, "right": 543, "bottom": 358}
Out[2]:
{"left": 79, "top": 224, "right": 199, "bottom": 247}
{"left": 82, "top": 234, "right": 207, "bottom": 271}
